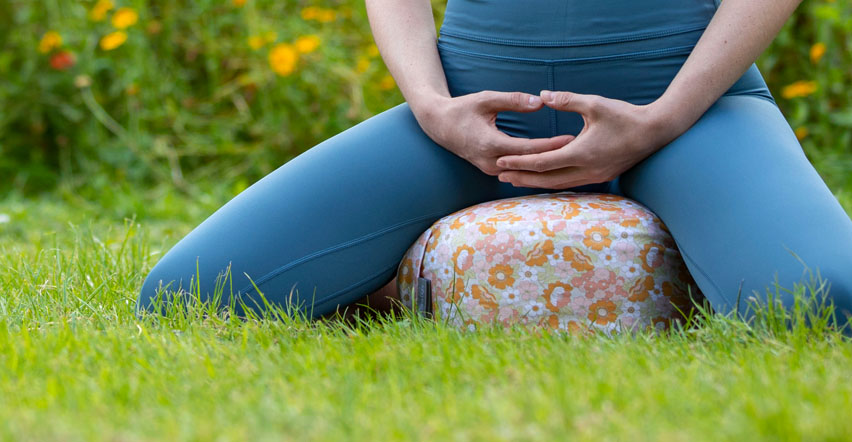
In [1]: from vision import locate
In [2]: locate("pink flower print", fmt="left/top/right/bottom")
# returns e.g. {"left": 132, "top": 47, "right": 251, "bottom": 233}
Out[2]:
{"left": 612, "top": 240, "right": 638, "bottom": 263}
{"left": 515, "top": 279, "right": 541, "bottom": 302}
{"left": 498, "top": 305, "right": 521, "bottom": 325}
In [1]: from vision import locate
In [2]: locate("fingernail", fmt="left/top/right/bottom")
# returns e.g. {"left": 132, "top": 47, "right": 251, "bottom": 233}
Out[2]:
{"left": 540, "top": 90, "right": 552, "bottom": 102}
{"left": 496, "top": 159, "right": 505, "bottom": 167}
{"left": 528, "top": 95, "right": 541, "bottom": 106}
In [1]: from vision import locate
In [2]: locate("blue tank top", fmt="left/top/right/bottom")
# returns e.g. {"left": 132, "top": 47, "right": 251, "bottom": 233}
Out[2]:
{"left": 440, "top": 0, "right": 721, "bottom": 46}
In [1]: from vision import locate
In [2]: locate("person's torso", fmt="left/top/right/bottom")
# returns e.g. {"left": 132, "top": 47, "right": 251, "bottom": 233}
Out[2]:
{"left": 440, "top": 0, "right": 720, "bottom": 45}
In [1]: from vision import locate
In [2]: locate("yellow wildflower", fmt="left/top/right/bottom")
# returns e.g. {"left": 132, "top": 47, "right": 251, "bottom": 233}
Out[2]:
{"left": 269, "top": 43, "right": 298, "bottom": 76}
{"left": 100, "top": 31, "right": 128, "bottom": 51}
{"left": 356, "top": 56, "right": 370, "bottom": 73}
{"left": 794, "top": 127, "right": 808, "bottom": 141}
{"left": 366, "top": 44, "right": 379, "bottom": 57}
{"left": 232, "top": 0, "right": 246, "bottom": 6}
{"left": 248, "top": 35, "right": 266, "bottom": 50}
{"left": 294, "top": 35, "right": 320, "bottom": 54}
{"left": 316, "top": 9, "right": 336, "bottom": 23}
{"left": 263, "top": 31, "right": 278, "bottom": 43}
{"left": 89, "top": 0, "right": 114, "bottom": 22}
{"left": 38, "top": 31, "right": 62, "bottom": 54}
{"left": 111, "top": 7, "right": 138, "bottom": 29}
{"left": 810, "top": 42, "right": 826, "bottom": 64}
{"left": 781, "top": 80, "right": 817, "bottom": 99}
{"left": 301, "top": 6, "right": 318, "bottom": 20}
{"left": 378, "top": 74, "right": 396, "bottom": 90}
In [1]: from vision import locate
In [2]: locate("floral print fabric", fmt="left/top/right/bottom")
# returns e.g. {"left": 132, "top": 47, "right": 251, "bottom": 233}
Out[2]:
{"left": 396, "top": 192, "right": 702, "bottom": 334}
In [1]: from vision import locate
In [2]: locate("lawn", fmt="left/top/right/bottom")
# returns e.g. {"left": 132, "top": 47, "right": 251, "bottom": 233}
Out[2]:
{"left": 1, "top": 188, "right": 851, "bottom": 441}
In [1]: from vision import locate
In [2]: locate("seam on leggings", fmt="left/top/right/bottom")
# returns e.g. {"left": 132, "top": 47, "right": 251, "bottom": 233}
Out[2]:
{"left": 236, "top": 209, "right": 450, "bottom": 295}
{"left": 309, "top": 261, "right": 401, "bottom": 312}
{"left": 435, "top": 43, "right": 696, "bottom": 65}
{"left": 438, "top": 24, "right": 708, "bottom": 47}
{"left": 676, "top": 244, "right": 736, "bottom": 310}
{"left": 547, "top": 65, "right": 556, "bottom": 136}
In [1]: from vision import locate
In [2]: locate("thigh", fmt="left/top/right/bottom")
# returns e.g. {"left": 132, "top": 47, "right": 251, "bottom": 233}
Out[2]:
{"left": 137, "top": 102, "right": 535, "bottom": 318}
{"left": 620, "top": 95, "right": 852, "bottom": 319}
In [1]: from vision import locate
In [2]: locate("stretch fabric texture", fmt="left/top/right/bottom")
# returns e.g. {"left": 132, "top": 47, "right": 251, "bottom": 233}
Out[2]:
{"left": 137, "top": 0, "right": 852, "bottom": 322}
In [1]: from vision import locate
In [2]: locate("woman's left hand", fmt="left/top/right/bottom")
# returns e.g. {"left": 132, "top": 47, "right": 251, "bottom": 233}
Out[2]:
{"left": 495, "top": 90, "right": 680, "bottom": 189}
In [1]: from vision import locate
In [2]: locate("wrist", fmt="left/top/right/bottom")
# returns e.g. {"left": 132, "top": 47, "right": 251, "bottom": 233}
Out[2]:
{"left": 408, "top": 92, "right": 451, "bottom": 119}
{"left": 643, "top": 94, "right": 698, "bottom": 145}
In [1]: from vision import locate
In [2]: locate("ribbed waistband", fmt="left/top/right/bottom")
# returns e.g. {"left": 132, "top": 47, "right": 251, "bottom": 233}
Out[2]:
{"left": 439, "top": 0, "right": 720, "bottom": 46}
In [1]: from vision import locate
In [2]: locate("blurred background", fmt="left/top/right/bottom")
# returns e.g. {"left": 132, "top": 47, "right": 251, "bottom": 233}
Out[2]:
{"left": 1, "top": 0, "right": 850, "bottom": 226}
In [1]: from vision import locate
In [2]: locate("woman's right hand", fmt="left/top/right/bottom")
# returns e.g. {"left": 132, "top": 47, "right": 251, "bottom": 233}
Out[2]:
{"left": 412, "top": 91, "right": 576, "bottom": 176}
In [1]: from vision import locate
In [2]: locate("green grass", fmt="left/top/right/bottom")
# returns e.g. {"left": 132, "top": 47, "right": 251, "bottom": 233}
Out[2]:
{"left": 1, "top": 191, "right": 851, "bottom": 441}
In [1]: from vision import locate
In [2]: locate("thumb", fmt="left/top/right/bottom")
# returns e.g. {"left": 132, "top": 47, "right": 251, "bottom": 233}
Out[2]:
{"left": 540, "top": 90, "right": 597, "bottom": 115}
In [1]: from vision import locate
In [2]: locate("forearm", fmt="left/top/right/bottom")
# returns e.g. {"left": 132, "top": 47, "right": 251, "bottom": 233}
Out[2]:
{"left": 365, "top": 0, "right": 450, "bottom": 119}
{"left": 649, "top": 0, "right": 803, "bottom": 140}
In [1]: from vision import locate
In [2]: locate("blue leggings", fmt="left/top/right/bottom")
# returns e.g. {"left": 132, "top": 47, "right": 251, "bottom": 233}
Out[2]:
{"left": 137, "top": 0, "right": 852, "bottom": 321}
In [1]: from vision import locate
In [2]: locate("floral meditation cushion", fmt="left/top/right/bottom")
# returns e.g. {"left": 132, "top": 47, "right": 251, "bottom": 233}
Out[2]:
{"left": 396, "top": 192, "right": 702, "bottom": 334}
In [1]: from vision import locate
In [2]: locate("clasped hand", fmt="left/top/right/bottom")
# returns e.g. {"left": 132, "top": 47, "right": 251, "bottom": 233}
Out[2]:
{"left": 496, "top": 90, "right": 671, "bottom": 189}
{"left": 418, "top": 89, "right": 674, "bottom": 189}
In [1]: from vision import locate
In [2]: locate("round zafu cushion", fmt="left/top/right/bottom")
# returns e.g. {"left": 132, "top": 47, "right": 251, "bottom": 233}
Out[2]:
{"left": 396, "top": 192, "right": 702, "bottom": 334}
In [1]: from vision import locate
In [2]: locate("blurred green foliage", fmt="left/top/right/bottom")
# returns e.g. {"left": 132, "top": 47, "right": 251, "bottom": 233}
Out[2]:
{"left": 0, "top": 0, "right": 849, "bottom": 197}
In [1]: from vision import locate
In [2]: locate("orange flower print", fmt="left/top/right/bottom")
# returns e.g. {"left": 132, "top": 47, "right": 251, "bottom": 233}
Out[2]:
{"left": 471, "top": 284, "right": 499, "bottom": 312}
{"left": 544, "top": 314, "right": 560, "bottom": 329}
{"left": 620, "top": 217, "right": 640, "bottom": 228}
{"left": 444, "top": 277, "right": 466, "bottom": 303}
{"left": 486, "top": 212, "right": 524, "bottom": 224}
{"left": 582, "top": 225, "right": 611, "bottom": 251}
{"left": 398, "top": 257, "right": 414, "bottom": 286}
{"left": 525, "top": 239, "right": 554, "bottom": 266}
{"left": 627, "top": 275, "right": 654, "bottom": 302}
{"left": 561, "top": 202, "right": 582, "bottom": 219}
{"left": 596, "top": 194, "right": 624, "bottom": 202}
{"left": 452, "top": 245, "right": 475, "bottom": 273}
{"left": 494, "top": 201, "right": 520, "bottom": 211}
{"left": 563, "top": 246, "right": 594, "bottom": 272}
{"left": 539, "top": 220, "right": 556, "bottom": 237}
{"left": 639, "top": 242, "right": 665, "bottom": 273}
{"left": 477, "top": 222, "right": 497, "bottom": 235}
{"left": 543, "top": 282, "right": 572, "bottom": 312}
{"left": 488, "top": 264, "right": 515, "bottom": 289}
{"left": 424, "top": 228, "right": 441, "bottom": 253}
{"left": 588, "top": 299, "right": 617, "bottom": 325}
{"left": 588, "top": 202, "right": 621, "bottom": 212}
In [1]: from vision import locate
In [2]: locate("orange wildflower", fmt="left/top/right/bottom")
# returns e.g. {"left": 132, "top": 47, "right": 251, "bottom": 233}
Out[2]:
{"left": 99, "top": 31, "right": 127, "bottom": 50}
{"left": 89, "top": 0, "right": 114, "bottom": 22}
{"left": 795, "top": 127, "right": 808, "bottom": 141}
{"left": 379, "top": 74, "right": 396, "bottom": 90}
{"left": 809, "top": 42, "right": 826, "bottom": 64}
{"left": 268, "top": 43, "right": 298, "bottom": 76}
{"left": 781, "top": 81, "right": 817, "bottom": 99}
{"left": 111, "top": 7, "right": 138, "bottom": 29}
{"left": 39, "top": 31, "right": 62, "bottom": 54}
{"left": 294, "top": 35, "right": 321, "bottom": 54}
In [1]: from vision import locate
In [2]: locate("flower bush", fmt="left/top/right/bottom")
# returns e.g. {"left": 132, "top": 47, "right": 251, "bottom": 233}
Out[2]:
{"left": 0, "top": 0, "right": 848, "bottom": 196}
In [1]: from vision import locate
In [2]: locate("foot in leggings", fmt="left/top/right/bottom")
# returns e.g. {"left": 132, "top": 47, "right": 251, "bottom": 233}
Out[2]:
{"left": 136, "top": 0, "right": 852, "bottom": 326}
